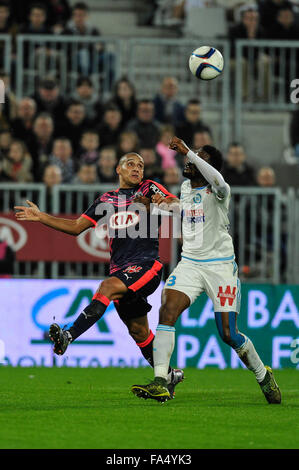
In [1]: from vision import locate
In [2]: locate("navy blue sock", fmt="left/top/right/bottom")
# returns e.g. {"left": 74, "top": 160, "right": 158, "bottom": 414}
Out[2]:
{"left": 69, "top": 294, "right": 110, "bottom": 341}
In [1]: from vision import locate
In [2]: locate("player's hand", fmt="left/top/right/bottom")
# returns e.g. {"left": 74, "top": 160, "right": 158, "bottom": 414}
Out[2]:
{"left": 14, "top": 200, "right": 41, "bottom": 222}
{"left": 169, "top": 136, "right": 189, "bottom": 155}
{"left": 152, "top": 194, "right": 166, "bottom": 206}
{"left": 133, "top": 196, "right": 151, "bottom": 213}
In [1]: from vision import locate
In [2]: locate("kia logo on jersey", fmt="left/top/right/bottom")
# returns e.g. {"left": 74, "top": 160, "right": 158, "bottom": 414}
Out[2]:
{"left": 109, "top": 211, "right": 140, "bottom": 230}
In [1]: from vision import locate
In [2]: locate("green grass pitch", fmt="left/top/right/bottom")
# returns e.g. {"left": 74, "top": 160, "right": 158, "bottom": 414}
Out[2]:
{"left": 0, "top": 367, "right": 298, "bottom": 449}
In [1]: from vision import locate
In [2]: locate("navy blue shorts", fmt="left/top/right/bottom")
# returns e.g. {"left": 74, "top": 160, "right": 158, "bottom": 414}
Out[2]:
{"left": 111, "top": 260, "right": 163, "bottom": 320}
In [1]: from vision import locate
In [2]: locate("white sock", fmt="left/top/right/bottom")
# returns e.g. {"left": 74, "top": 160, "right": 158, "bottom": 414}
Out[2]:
{"left": 236, "top": 335, "right": 267, "bottom": 383}
{"left": 153, "top": 324, "right": 175, "bottom": 380}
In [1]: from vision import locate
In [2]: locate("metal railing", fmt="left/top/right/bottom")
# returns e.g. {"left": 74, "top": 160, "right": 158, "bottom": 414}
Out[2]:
{"left": 0, "top": 34, "right": 12, "bottom": 75}
{"left": 229, "top": 187, "right": 282, "bottom": 284}
{"left": 16, "top": 35, "right": 122, "bottom": 100}
{"left": 0, "top": 183, "right": 46, "bottom": 278}
{"left": 1, "top": 183, "right": 297, "bottom": 284}
{"left": 234, "top": 40, "right": 299, "bottom": 141}
{"left": 126, "top": 38, "right": 231, "bottom": 150}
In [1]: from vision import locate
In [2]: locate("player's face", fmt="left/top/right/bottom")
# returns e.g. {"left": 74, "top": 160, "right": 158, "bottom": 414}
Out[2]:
{"left": 117, "top": 155, "right": 144, "bottom": 187}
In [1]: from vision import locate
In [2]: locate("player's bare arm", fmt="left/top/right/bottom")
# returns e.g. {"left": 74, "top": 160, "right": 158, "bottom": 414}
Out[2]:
{"left": 151, "top": 194, "right": 180, "bottom": 213}
{"left": 14, "top": 200, "right": 93, "bottom": 235}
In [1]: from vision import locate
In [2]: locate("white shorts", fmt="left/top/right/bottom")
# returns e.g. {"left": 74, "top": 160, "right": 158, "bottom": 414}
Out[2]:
{"left": 165, "top": 258, "right": 241, "bottom": 313}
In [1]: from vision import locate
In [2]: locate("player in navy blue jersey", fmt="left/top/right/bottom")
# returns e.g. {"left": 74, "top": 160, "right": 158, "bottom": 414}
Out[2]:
{"left": 15, "top": 152, "right": 184, "bottom": 397}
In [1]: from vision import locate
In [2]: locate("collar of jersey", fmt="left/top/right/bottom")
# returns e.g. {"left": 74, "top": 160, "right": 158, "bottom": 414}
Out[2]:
{"left": 192, "top": 185, "right": 208, "bottom": 190}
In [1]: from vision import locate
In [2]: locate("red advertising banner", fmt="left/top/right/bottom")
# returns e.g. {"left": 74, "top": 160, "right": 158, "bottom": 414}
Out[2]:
{"left": 0, "top": 213, "right": 172, "bottom": 263}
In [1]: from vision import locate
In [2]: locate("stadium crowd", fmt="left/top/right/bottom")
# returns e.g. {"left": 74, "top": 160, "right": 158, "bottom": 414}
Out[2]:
{"left": 0, "top": 0, "right": 293, "bottom": 280}
{"left": 0, "top": 0, "right": 298, "bottom": 195}
{"left": 0, "top": 1, "right": 291, "bottom": 191}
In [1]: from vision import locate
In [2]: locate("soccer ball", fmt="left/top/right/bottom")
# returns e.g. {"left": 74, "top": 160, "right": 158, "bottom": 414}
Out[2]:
{"left": 189, "top": 46, "right": 224, "bottom": 80}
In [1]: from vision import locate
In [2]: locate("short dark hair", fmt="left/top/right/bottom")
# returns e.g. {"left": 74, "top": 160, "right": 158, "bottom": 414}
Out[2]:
{"left": 138, "top": 99, "right": 153, "bottom": 106}
{"left": 73, "top": 2, "right": 88, "bottom": 12}
{"left": 227, "top": 141, "right": 243, "bottom": 150}
{"left": 187, "top": 99, "right": 201, "bottom": 107}
{"left": 104, "top": 104, "right": 121, "bottom": 113}
{"left": 76, "top": 76, "right": 93, "bottom": 88}
{"left": 29, "top": 3, "right": 47, "bottom": 14}
{"left": 0, "top": 1, "right": 10, "bottom": 9}
{"left": 202, "top": 145, "right": 223, "bottom": 172}
{"left": 67, "top": 99, "right": 84, "bottom": 108}
{"left": 277, "top": 5, "right": 294, "bottom": 16}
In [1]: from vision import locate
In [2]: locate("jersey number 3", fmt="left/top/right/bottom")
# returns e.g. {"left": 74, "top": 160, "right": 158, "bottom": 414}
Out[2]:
{"left": 166, "top": 276, "right": 176, "bottom": 286}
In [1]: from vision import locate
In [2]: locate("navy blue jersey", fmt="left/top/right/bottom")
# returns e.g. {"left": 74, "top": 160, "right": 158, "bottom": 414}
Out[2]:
{"left": 81, "top": 179, "right": 175, "bottom": 274}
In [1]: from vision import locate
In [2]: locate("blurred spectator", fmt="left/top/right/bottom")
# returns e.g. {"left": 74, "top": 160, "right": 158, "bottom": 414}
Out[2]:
{"left": 222, "top": 142, "right": 256, "bottom": 186}
{"left": 63, "top": 2, "right": 115, "bottom": 87}
{"left": 0, "top": 129, "right": 12, "bottom": 158}
{"left": 72, "top": 76, "right": 103, "bottom": 124}
{"left": 229, "top": 6, "right": 269, "bottom": 100}
{"left": 0, "top": 238, "right": 15, "bottom": 277}
{"left": 127, "top": 100, "right": 161, "bottom": 148}
{"left": 43, "top": 163, "right": 62, "bottom": 188}
{"left": 266, "top": 4, "right": 299, "bottom": 38}
{"left": 97, "top": 146, "right": 118, "bottom": 183}
{"left": 49, "top": 138, "right": 74, "bottom": 182}
{"left": 266, "top": 5, "right": 299, "bottom": 99}
{"left": 156, "top": 124, "right": 177, "bottom": 169}
{"left": 110, "top": 77, "right": 137, "bottom": 127}
{"left": 255, "top": 165, "right": 287, "bottom": 278}
{"left": 153, "top": 0, "right": 185, "bottom": 26}
{"left": 258, "top": 0, "right": 293, "bottom": 31}
{"left": 19, "top": 2, "right": 50, "bottom": 35}
{"left": 2, "top": 139, "right": 33, "bottom": 182}
{"left": 229, "top": 6, "right": 265, "bottom": 56}
{"left": 28, "top": 113, "right": 55, "bottom": 180}
{"left": 97, "top": 105, "right": 123, "bottom": 148}
{"left": 42, "top": 164, "right": 62, "bottom": 211}
{"left": 140, "top": 148, "right": 164, "bottom": 182}
{"left": 175, "top": 99, "right": 211, "bottom": 147}
{"left": 193, "top": 129, "right": 213, "bottom": 148}
{"left": 40, "top": 0, "right": 71, "bottom": 30}
{"left": 72, "top": 163, "right": 98, "bottom": 184}
{"left": 173, "top": 129, "right": 213, "bottom": 169}
{"left": 77, "top": 130, "right": 100, "bottom": 165}
{"left": 256, "top": 166, "right": 276, "bottom": 186}
{"left": 153, "top": 76, "right": 185, "bottom": 126}
{"left": 163, "top": 166, "right": 181, "bottom": 188}
{"left": 0, "top": 1, "right": 18, "bottom": 68}
{"left": 31, "top": 77, "right": 67, "bottom": 124}
{"left": 117, "top": 131, "right": 139, "bottom": 159}
{"left": 55, "top": 100, "right": 90, "bottom": 152}
{"left": 0, "top": 71, "right": 17, "bottom": 128}
{"left": 10, "top": 97, "right": 37, "bottom": 143}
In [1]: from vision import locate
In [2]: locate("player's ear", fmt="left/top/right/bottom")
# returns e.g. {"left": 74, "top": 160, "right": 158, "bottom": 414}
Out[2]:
{"left": 116, "top": 165, "right": 121, "bottom": 175}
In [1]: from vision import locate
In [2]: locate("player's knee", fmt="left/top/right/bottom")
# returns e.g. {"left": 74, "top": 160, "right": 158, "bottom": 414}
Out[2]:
{"left": 98, "top": 279, "right": 116, "bottom": 299}
{"left": 128, "top": 323, "right": 148, "bottom": 343}
{"left": 159, "top": 302, "right": 177, "bottom": 326}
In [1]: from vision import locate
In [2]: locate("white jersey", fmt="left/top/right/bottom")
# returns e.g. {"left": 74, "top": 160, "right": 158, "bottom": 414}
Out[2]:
{"left": 180, "top": 179, "right": 235, "bottom": 264}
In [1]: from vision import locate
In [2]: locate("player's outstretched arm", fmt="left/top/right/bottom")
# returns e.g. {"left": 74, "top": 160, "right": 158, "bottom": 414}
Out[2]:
{"left": 169, "top": 136, "right": 229, "bottom": 198}
{"left": 152, "top": 194, "right": 180, "bottom": 213}
{"left": 14, "top": 200, "right": 93, "bottom": 236}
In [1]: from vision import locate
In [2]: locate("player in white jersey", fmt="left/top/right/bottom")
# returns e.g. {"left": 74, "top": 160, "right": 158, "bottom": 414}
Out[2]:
{"left": 131, "top": 136, "right": 281, "bottom": 404}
